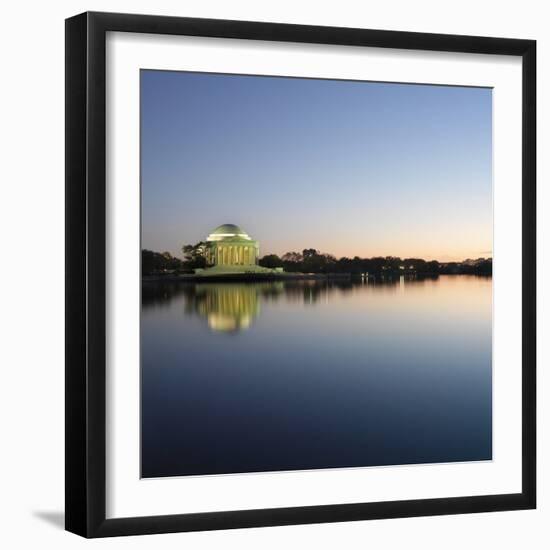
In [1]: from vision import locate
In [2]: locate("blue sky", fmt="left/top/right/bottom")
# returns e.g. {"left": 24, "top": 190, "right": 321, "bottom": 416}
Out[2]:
{"left": 141, "top": 70, "right": 492, "bottom": 261}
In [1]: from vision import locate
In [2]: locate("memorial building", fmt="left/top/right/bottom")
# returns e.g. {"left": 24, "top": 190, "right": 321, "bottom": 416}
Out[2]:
{"left": 204, "top": 224, "right": 259, "bottom": 267}
{"left": 197, "top": 224, "right": 283, "bottom": 276}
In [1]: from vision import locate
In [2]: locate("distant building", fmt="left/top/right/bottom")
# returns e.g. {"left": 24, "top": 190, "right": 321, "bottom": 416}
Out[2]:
{"left": 204, "top": 224, "right": 260, "bottom": 268}
{"left": 197, "top": 223, "right": 283, "bottom": 276}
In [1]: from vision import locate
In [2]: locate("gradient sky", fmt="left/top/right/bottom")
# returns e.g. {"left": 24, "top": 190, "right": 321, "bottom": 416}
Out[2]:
{"left": 141, "top": 70, "right": 492, "bottom": 262}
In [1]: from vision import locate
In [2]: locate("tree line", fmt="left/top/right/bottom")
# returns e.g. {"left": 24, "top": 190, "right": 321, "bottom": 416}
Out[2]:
{"left": 258, "top": 249, "right": 491, "bottom": 275}
{"left": 142, "top": 243, "right": 207, "bottom": 275}
{"left": 142, "top": 246, "right": 492, "bottom": 276}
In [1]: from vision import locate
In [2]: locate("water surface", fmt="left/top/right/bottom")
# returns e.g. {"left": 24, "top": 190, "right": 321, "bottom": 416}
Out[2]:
{"left": 141, "top": 275, "right": 492, "bottom": 478}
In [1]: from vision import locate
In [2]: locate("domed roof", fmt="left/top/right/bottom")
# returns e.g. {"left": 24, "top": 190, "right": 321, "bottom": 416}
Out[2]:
{"left": 211, "top": 224, "right": 245, "bottom": 235}
{"left": 207, "top": 224, "right": 252, "bottom": 242}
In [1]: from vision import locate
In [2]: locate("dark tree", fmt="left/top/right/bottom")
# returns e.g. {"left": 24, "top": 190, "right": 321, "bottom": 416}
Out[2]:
{"left": 259, "top": 254, "right": 284, "bottom": 268}
{"left": 181, "top": 241, "right": 208, "bottom": 269}
{"left": 302, "top": 248, "right": 319, "bottom": 259}
{"left": 141, "top": 250, "right": 184, "bottom": 275}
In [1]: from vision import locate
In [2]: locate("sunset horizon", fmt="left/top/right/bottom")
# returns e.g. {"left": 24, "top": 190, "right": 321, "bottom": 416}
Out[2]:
{"left": 143, "top": 218, "right": 492, "bottom": 264}
{"left": 141, "top": 70, "right": 492, "bottom": 265}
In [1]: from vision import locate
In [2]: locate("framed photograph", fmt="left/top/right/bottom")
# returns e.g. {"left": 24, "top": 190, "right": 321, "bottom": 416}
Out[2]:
{"left": 65, "top": 11, "right": 536, "bottom": 538}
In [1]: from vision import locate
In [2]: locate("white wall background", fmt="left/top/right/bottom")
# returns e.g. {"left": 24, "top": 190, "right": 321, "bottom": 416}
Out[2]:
{"left": 0, "top": 1, "right": 546, "bottom": 548}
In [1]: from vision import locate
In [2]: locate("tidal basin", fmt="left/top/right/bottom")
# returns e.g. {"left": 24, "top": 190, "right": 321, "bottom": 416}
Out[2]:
{"left": 141, "top": 275, "right": 492, "bottom": 478}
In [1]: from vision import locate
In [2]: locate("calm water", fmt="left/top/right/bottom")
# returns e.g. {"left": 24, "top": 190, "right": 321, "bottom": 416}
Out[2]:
{"left": 141, "top": 275, "right": 492, "bottom": 478}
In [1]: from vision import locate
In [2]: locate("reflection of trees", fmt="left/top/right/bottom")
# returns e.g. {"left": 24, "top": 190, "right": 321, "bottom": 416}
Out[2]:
{"left": 276, "top": 280, "right": 353, "bottom": 304}
{"left": 142, "top": 274, "right": 473, "bottom": 332}
{"left": 142, "top": 281, "right": 184, "bottom": 308}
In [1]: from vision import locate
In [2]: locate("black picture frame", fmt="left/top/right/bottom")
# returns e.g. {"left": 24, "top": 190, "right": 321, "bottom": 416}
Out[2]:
{"left": 65, "top": 11, "right": 536, "bottom": 538}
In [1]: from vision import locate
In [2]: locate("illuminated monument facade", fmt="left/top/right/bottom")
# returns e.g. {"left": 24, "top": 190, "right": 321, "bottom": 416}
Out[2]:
{"left": 197, "top": 224, "right": 283, "bottom": 276}
{"left": 205, "top": 224, "right": 259, "bottom": 267}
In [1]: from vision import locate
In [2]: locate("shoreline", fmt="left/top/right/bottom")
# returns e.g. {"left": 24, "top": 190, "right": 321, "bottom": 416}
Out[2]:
{"left": 142, "top": 272, "right": 491, "bottom": 284}
{"left": 142, "top": 272, "right": 352, "bottom": 283}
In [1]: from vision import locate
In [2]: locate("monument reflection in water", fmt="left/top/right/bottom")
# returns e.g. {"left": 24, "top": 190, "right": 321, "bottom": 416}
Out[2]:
{"left": 141, "top": 276, "right": 492, "bottom": 478}
{"left": 190, "top": 283, "right": 266, "bottom": 332}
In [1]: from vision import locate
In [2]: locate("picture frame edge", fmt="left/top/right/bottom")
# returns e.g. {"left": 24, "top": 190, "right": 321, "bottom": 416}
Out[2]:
{"left": 65, "top": 11, "right": 537, "bottom": 538}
